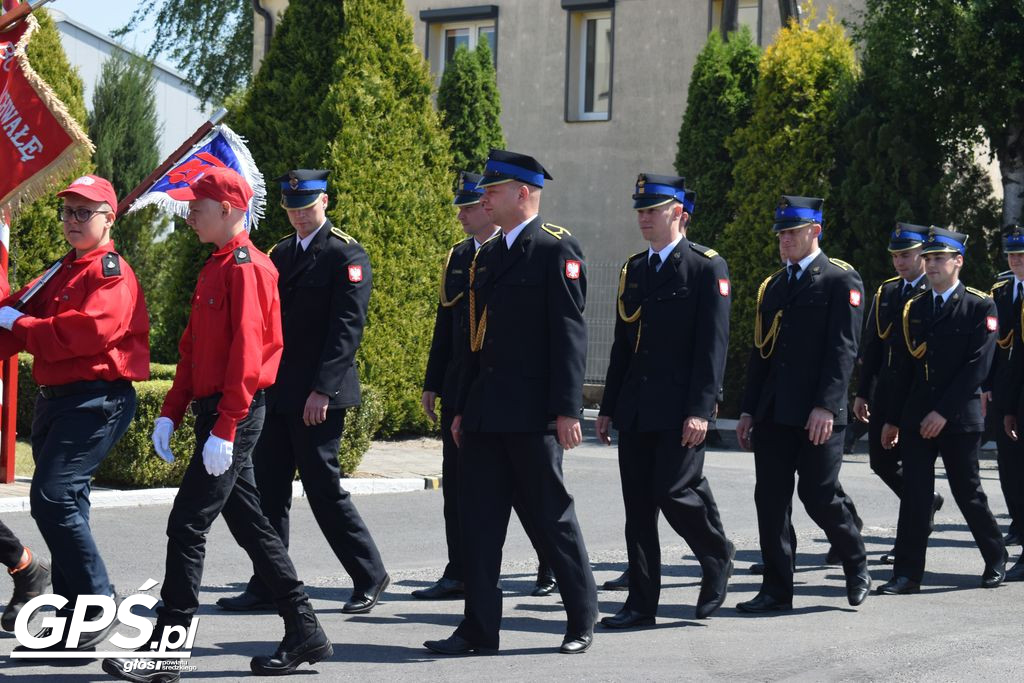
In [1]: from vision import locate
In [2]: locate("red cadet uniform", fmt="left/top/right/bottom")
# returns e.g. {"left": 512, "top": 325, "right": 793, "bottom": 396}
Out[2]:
{"left": 160, "top": 231, "right": 283, "bottom": 442}
{"left": 0, "top": 241, "right": 149, "bottom": 383}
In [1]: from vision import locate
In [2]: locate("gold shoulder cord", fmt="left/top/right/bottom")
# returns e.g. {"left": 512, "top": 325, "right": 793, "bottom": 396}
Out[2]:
{"left": 468, "top": 250, "right": 487, "bottom": 352}
{"left": 875, "top": 283, "right": 893, "bottom": 340}
{"left": 903, "top": 297, "right": 927, "bottom": 359}
{"left": 438, "top": 247, "right": 463, "bottom": 308}
{"left": 753, "top": 270, "right": 784, "bottom": 359}
{"left": 615, "top": 260, "right": 643, "bottom": 351}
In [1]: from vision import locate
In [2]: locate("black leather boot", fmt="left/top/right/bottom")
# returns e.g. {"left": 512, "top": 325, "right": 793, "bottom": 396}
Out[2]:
{"left": 250, "top": 602, "right": 333, "bottom": 675}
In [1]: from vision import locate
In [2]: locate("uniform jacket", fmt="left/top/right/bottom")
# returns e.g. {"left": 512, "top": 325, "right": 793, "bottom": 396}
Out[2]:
{"left": 456, "top": 217, "right": 587, "bottom": 432}
{"left": 161, "top": 231, "right": 283, "bottom": 441}
{"left": 855, "top": 275, "right": 930, "bottom": 403}
{"left": 741, "top": 251, "right": 864, "bottom": 427}
{"left": 886, "top": 282, "right": 997, "bottom": 433}
{"left": 423, "top": 236, "right": 476, "bottom": 402}
{"left": 599, "top": 239, "right": 730, "bottom": 432}
{"left": 984, "top": 273, "right": 1020, "bottom": 417}
{"left": 0, "top": 241, "right": 149, "bottom": 386}
{"left": 266, "top": 220, "right": 371, "bottom": 412}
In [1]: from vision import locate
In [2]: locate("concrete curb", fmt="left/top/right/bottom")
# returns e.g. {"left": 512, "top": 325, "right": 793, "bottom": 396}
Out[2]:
{"left": 0, "top": 477, "right": 436, "bottom": 514}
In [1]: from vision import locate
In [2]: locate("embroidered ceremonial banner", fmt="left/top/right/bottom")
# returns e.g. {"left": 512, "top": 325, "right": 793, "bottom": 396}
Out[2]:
{"left": 0, "top": 5, "right": 93, "bottom": 213}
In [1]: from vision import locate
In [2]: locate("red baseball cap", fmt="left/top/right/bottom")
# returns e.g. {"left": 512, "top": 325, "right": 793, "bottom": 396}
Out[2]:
{"left": 168, "top": 166, "right": 253, "bottom": 210}
{"left": 57, "top": 175, "right": 119, "bottom": 217}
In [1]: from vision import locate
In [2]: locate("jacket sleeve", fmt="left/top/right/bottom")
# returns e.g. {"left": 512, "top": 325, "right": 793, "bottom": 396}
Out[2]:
{"left": 312, "top": 246, "right": 371, "bottom": 398}
{"left": 855, "top": 288, "right": 884, "bottom": 399}
{"left": 813, "top": 269, "right": 864, "bottom": 417}
{"left": 547, "top": 238, "right": 587, "bottom": 418}
{"left": 423, "top": 256, "right": 454, "bottom": 393}
{"left": 935, "top": 298, "right": 997, "bottom": 420}
{"left": 685, "top": 257, "right": 730, "bottom": 420}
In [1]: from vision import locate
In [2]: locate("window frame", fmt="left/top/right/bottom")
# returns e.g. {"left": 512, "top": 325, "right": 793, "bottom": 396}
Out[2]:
{"left": 708, "top": 0, "right": 763, "bottom": 45}
{"left": 564, "top": 6, "right": 615, "bottom": 123}
{"left": 420, "top": 5, "right": 499, "bottom": 79}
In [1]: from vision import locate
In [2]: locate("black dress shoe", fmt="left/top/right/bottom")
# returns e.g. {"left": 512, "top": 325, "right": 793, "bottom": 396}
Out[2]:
{"left": 216, "top": 590, "right": 274, "bottom": 611}
{"left": 559, "top": 632, "right": 593, "bottom": 654}
{"left": 748, "top": 562, "right": 765, "bottom": 575}
{"left": 424, "top": 634, "right": 494, "bottom": 655}
{"left": 1005, "top": 555, "right": 1024, "bottom": 582}
{"left": 879, "top": 548, "right": 896, "bottom": 564}
{"left": 531, "top": 577, "right": 557, "bottom": 597}
{"left": 876, "top": 576, "right": 920, "bottom": 595}
{"left": 601, "top": 570, "right": 630, "bottom": 591}
{"left": 981, "top": 550, "right": 1008, "bottom": 589}
{"left": 696, "top": 543, "right": 734, "bottom": 619}
{"left": 846, "top": 565, "right": 871, "bottom": 606}
{"left": 736, "top": 593, "right": 792, "bottom": 613}
{"left": 1004, "top": 531, "right": 1022, "bottom": 547}
{"left": 599, "top": 607, "right": 654, "bottom": 629}
{"left": 929, "top": 492, "right": 944, "bottom": 532}
{"left": 342, "top": 574, "right": 390, "bottom": 614}
{"left": 411, "top": 577, "right": 465, "bottom": 600}
{"left": 251, "top": 604, "right": 333, "bottom": 675}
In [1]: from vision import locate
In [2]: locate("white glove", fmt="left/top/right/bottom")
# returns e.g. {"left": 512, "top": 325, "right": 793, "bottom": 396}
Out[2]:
{"left": 151, "top": 417, "right": 175, "bottom": 463}
{"left": 0, "top": 306, "right": 24, "bottom": 330}
{"left": 202, "top": 434, "right": 234, "bottom": 477}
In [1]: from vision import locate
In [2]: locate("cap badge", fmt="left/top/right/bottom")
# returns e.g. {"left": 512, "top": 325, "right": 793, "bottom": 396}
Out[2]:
{"left": 289, "top": 177, "right": 299, "bottom": 190}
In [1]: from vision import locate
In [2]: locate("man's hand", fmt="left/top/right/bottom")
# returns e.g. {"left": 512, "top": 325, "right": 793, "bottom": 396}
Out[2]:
{"left": 805, "top": 407, "right": 834, "bottom": 446}
{"left": 595, "top": 415, "right": 612, "bottom": 445}
{"left": 151, "top": 417, "right": 175, "bottom": 463}
{"left": 981, "top": 391, "right": 992, "bottom": 418}
{"left": 557, "top": 415, "right": 582, "bottom": 450}
{"left": 0, "top": 306, "right": 24, "bottom": 331}
{"left": 1005, "top": 415, "right": 1019, "bottom": 441}
{"left": 451, "top": 415, "right": 462, "bottom": 449}
{"left": 202, "top": 435, "right": 234, "bottom": 477}
{"left": 302, "top": 391, "right": 330, "bottom": 427}
{"left": 421, "top": 390, "right": 438, "bottom": 423}
{"left": 853, "top": 397, "right": 870, "bottom": 423}
{"left": 881, "top": 423, "right": 899, "bottom": 449}
{"left": 919, "top": 411, "right": 947, "bottom": 439}
{"left": 681, "top": 416, "right": 708, "bottom": 448}
{"left": 736, "top": 414, "right": 754, "bottom": 451}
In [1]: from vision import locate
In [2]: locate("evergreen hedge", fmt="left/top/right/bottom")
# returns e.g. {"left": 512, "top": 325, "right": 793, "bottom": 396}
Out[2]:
{"left": 437, "top": 41, "right": 505, "bottom": 174}
{"left": 717, "top": 13, "right": 859, "bottom": 415}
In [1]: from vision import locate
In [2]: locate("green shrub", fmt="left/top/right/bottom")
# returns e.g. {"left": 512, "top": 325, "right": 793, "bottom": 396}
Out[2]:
{"left": 149, "top": 363, "right": 178, "bottom": 381}
{"left": 339, "top": 384, "right": 384, "bottom": 475}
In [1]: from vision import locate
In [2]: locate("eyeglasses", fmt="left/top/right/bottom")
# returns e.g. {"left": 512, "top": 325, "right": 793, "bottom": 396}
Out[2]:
{"left": 58, "top": 206, "right": 110, "bottom": 223}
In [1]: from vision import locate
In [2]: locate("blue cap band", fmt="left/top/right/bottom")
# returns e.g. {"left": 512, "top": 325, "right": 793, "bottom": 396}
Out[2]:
{"left": 927, "top": 234, "right": 965, "bottom": 253}
{"left": 1004, "top": 233, "right": 1024, "bottom": 250}
{"left": 892, "top": 230, "right": 925, "bottom": 243}
{"left": 775, "top": 206, "right": 822, "bottom": 223}
{"left": 281, "top": 179, "right": 327, "bottom": 192}
{"left": 484, "top": 160, "right": 545, "bottom": 187}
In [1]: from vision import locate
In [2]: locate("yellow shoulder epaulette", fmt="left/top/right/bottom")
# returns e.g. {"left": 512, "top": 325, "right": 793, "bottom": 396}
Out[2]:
{"left": 627, "top": 249, "right": 646, "bottom": 263}
{"left": 881, "top": 275, "right": 901, "bottom": 285}
{"left": 966, "top": 286, "right": 990, "bottom": 299}
{"left": 482, "top": 232, "right": 502, "bottom": 247}
{"left": 330, "top": 227, "right": 355, "bottom": 244}
{"left": 997, "top": 269, "right": 1013, "bottom": 279}
{"left": 541, "top": 223, "right": 571, "bottom": 239}
{"left": 689, "top": 242, "right": 718, "bottom": 259}
{"left": 267, "top": 233, "right": 293, "bottom": 255}
{"left": 829, "top": 257, "right": 854, "bottom": 271}
{"left": 991, "top": 279, "right": 1010, "bottom": 290}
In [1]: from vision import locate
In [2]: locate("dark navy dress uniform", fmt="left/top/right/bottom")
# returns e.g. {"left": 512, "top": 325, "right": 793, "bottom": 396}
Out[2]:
{"left": 239, "top": 170, "right": 387, "bottom": 608}
{"left": 451, "top": 152, "right": 597, "bottom": 651}
{"left": 599, "top": 175, "right": 733, "bottom": 620}
{"left": 986, "top": 227, "right": 1024, "bottom": 545}
{"left": 884, "top": 228, "right": 1005, "bottom": 588}
{"left": 740, "top": 196, "right": 868, "bottom": 607}
{"left": 855, "top": 224, "right": 931, "bottom": 498}
{"left": 421, "top": 172, "right": 551, "bottom": 594}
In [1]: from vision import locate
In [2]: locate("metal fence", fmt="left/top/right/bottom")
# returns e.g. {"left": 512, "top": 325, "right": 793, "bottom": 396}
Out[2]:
{"left": 584, "top": 261, "right": 620, "bottom": 383}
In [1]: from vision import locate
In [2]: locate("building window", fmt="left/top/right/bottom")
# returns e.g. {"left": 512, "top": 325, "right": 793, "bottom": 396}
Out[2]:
{"left": 709, "top": 0, "right": 762, "bottom": 44}
{"left": 420, "top": 6, "right": 499, "bottom": 80}
{"left": 565, "top": 8, "right": 613, "bottom": 122}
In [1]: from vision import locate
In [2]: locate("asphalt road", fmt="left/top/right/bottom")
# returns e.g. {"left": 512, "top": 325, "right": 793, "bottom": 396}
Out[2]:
{"left": 1, "top": 438, "right": 1021, "bottom": 681}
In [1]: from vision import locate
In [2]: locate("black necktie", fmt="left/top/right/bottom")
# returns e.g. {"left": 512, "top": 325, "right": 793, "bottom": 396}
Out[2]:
{"left": 294, "top": 236, "right": 303, "bottom": 260}
{"left": 1016, "top": 282, "right": 1023, "bottom": 305}
{"left": 788, "top": 263, "right": 801, "bottom": 282}
{"left": 649, "top": 253, "right": 662, "bottom": 274}
{"left": 934, "top": 295, "right": 944, "bottom": 318}
{"left": 902, "top": 282, "right": 914, "bottom": 300}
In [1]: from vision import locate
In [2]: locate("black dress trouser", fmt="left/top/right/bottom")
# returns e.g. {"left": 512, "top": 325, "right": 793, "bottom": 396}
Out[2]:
{"left": 0, "top": 520, "right": 23, "bottom": 568}
{"left": 454, "top": 431, "right": 597, "bottom": 649}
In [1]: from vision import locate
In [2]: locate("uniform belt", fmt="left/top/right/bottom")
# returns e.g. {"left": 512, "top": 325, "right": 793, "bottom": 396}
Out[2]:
{"left": 38, "top": 379, "right": 131, "bottom": 400}
{"left": 191, "top": 389, "right": 264, "bottom": 416}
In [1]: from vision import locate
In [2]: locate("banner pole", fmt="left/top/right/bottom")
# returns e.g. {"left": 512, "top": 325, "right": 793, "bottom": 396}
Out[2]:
{"left": 0, "top": 0, "right": 54, "bottom": 35}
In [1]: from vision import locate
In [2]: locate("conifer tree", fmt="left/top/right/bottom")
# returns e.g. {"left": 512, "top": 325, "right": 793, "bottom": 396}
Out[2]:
{"left": 675, "top": 27, "right": 759, "bottom": 247}
{"left": 437, "top": 41, "right": 504, "bottom": 173}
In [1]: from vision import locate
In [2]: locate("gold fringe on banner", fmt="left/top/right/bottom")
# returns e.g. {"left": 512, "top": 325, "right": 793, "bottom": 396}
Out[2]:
{"left": 0, "top": 12, "right": 95, "bottom": 217}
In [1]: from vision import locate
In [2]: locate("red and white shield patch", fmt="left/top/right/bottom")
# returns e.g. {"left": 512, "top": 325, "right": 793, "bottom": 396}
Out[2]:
{"left": 987, "top": 316, "right": 999, "bottom": 332}
{"left": 564, "top": 260, "right": 581, "bottom": 280}
{"left": 347, "top": 265, "right": 363, "bottom": 283}
{"left": 849, "top": 289, "right": 862, "bottom": 307}
{"left": 718, "top": 279, "right": 730, "bottom": 297}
